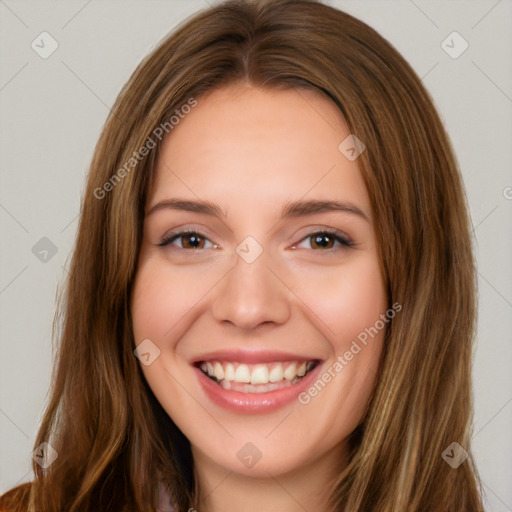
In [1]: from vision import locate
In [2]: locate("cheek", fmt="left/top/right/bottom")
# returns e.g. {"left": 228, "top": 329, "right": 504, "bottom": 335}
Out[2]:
{"left": 289, "top": 252, "right": 386, "bottom": 428}
{"left": 290, "top": 252, "right": 387, "bottom": 345}
{"left": 131, "top": 256, "right": 212, "bottom": 343}
{"left": 130, "top": 257, "right": 204, "bottom": 413}
{"left": 131, "top": 264, "right": 169, "bottom": 342}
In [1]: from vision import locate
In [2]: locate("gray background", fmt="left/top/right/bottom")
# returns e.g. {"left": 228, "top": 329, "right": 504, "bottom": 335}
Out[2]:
{"left": 0, "top": 0, "right": 511, "bottom": 510}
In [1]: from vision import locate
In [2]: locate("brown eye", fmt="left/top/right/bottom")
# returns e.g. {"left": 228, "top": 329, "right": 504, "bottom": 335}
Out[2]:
{"left": 180, "top": 233, "right": 205, "bottom": 249}
{"left": 158, "top": 230, "right": 216, "bottom": 250}
{"left": 293, "top": 230, "right": 354, "bottom": 251}
{"left": 310, "top": 233, "right": 335, "bottom": 249}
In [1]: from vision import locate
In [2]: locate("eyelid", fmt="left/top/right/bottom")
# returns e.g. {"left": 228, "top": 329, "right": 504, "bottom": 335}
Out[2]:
{"left": 290, "top": 227, "right": 355, "bottom": 250}
{"left": 157, "top": 225, "right": 355, "bottom": 251}
{"left": 157, "top": 227, "right": 218, "bottom": 249}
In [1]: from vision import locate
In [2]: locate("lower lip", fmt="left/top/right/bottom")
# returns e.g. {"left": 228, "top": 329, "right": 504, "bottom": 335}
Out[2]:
{"left": 194, "top": 363, "right": 323, "bottom": 414}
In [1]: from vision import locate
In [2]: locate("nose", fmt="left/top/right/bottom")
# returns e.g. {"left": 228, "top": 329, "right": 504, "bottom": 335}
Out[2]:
{"left": 211, "top": 247, "right": 291, "bottom": 330}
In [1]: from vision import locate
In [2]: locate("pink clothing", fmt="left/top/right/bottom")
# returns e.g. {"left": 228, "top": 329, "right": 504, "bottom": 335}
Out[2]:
{"left": 157, "top": 480, "right": 177, "bottom": 511}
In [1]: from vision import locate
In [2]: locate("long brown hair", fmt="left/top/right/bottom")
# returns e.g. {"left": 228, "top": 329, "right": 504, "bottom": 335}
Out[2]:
{"left": 0, "top": 0, "right": 484, "bottom": 510}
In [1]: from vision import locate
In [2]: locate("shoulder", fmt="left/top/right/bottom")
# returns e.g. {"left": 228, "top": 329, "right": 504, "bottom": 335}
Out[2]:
{"left": 0, "top": 481, "right": 32, "bottom": 512}
{"left": 3, "top": 480, "right": 179, "bottom": 511}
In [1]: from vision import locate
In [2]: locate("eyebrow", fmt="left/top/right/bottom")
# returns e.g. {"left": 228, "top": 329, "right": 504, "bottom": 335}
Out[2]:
{"left": 146, "top": 198, "right": 370, "bottom": 223}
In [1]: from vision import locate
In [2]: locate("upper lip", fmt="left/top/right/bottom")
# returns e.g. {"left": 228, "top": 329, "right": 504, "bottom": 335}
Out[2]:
{"left": 191, "top": 349, "right": 321, "bottom": 365}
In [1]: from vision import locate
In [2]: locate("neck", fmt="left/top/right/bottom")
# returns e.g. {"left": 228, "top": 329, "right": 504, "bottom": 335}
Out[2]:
{"left": 191, "top": 443, "right": 347, "bottom": 512}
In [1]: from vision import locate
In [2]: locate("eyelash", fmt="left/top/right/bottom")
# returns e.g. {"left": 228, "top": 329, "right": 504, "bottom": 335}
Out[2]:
{"left": 157, "top": 228, "right": 355, "bottom": 252}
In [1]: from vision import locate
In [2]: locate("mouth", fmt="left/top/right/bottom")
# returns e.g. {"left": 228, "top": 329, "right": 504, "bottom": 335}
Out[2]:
{"left": 192, "top": 355, "right": 323, "bottom": 414}
{"left": 194, "top": 360, "right": 320, "bottom": 393}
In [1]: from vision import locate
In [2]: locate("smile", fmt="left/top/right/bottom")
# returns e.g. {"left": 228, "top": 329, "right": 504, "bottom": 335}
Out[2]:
{"left": 192, "top": 352, "right": 323, "bottom": 414}
{"left": 197, "top": 360, "right": 318, "bottom": 393}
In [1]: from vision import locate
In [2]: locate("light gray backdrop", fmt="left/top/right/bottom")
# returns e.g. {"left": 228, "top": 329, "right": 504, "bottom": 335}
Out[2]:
{"left": 0, "top": 0, "right": 511, "bottom": 510}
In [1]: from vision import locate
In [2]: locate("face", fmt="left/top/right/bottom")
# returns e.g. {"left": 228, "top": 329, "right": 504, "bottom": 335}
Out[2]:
{"left": 131, "top": 83, "right": 387, "bottom": 479}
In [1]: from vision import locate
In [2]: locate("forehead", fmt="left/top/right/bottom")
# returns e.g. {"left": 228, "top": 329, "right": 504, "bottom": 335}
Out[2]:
{"left": 149, "top": 83, "right": 370, "bottom": 217}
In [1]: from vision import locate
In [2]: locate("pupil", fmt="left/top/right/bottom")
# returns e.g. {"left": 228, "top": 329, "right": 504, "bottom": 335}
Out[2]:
{"left": 313, "top": 234, "right": 331, "bottom": 249}
{"left": 186, "top": 235, "right": 201, "bottom": 248}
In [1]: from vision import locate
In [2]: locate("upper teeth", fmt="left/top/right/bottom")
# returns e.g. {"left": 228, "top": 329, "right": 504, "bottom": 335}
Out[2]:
{"left": 199, "top": 361, "right": 314, "bottom": 385}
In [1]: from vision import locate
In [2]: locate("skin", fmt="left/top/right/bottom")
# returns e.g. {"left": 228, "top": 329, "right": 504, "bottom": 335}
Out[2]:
{"left": 131, "top": 82, "right": 387, "bottom": 512}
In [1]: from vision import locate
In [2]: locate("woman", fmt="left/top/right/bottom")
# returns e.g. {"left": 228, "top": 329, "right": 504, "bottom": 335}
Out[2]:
{"left": 0, "top": 0, "right": 484, "bottom": 510}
